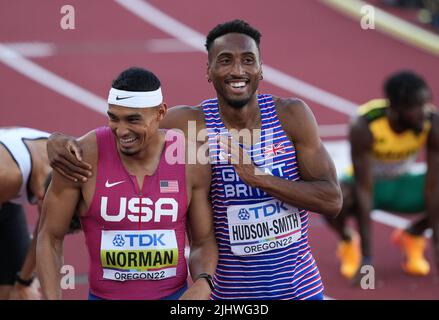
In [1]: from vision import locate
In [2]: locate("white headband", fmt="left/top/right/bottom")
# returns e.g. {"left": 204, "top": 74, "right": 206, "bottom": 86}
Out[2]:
{"left": 107, "top": 87, "right": 163, "bottom": 108}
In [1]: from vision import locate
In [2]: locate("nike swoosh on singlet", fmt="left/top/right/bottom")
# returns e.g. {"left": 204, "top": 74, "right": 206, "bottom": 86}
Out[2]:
{"left": 105, "top": 180, "right": 125, "bottom": 188}
{"left": 116, "top": 96, "right": 133, "bottom": 100}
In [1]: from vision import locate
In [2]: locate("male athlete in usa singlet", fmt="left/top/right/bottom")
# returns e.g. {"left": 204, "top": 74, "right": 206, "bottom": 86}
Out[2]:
{"left": 81, "top": 127, "right": 188, "bottom": 300}
{"left": 38, "top": 67, "right": 217, "bottom": 300}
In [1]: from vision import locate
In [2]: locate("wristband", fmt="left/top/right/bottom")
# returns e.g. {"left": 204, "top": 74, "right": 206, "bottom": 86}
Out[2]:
{"left": 15, "top": 272, "right": 34, "bottom": 287}
{"left": 195, "top": 273, "right": 214, "bottom": 291}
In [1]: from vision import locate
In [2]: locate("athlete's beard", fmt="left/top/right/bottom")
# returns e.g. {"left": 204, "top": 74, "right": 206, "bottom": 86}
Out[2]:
{"left": 119, "top": 147, "right": 139, "bottom": 156}
{"left": 225, "top": 96, "right": 252, "bottom": 109}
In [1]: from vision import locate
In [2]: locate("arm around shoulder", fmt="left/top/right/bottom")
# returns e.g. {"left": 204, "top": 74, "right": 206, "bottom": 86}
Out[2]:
{"left": 47, "top": 131, "right": 93, "bottom": 182}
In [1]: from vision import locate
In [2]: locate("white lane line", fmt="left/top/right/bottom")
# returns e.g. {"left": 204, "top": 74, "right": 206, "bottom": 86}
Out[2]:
{"left": 319, "top": 124, "right": 349, "bottom": 137}
{"left": 2, "top": 42, "right": 57, "bottom": 57}
{"left": 114, "top": 0, "right": 358, "bottom": 117}
{"left": 147, "top": 38, "right": 199, "bottom": 52}
{"left": 371, "top": 209, "right": 432, "bottom": 238}
{"left": 321, "top": 0, "right": 439, "bottom": 56}
{"left": 2, "top": 39, "right": 198, "bottom": 57}
{"left": 371, "top": 210, "right": 410, "bottom": 230}
{"left": 0, "top": 43, "right": 107, "bottom": 115}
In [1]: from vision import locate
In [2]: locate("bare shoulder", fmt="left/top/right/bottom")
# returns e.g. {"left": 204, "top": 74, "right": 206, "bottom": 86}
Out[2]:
{"left": 274, "top": 97, "right": 319, "bottom": 143}
{"left": 161, "top": 105, "right": 205, "bottom": 132}
{"left": 350, "top": 112, "right": 369, "bottom": 130}
{"left": 77, "top": 130, "right": 98, "bottom": 166}
{"left": 77, "top": 130, "right": 96, "bottom": 149}
{"left": 349, "top": 114, "right": 373, "bottom": 148}
{"left": 275, "top": 97, "right": 312, "bottom": 117}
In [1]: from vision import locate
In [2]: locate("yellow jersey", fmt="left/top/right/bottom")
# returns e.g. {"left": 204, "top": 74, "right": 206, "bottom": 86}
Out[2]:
{"left": 357, "top": 99, "right": 432, "bottom": 178}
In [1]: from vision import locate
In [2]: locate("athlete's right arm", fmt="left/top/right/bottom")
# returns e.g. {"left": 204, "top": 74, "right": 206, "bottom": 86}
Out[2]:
{"left": 350, "top": 116, "right": 374, "bottom": 261}
{"left": 180, "top": 158, "right": 218, "bottom": 300}
{"left": 36, "top": 170, "right": 81, "bottom": 300}
{"left": 37, "top": 132, "right": 95, "bottom": 299}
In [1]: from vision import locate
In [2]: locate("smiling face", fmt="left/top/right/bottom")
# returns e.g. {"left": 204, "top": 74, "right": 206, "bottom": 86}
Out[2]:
{"left": 107, "top": 104, "right": 166, "bottom": 156}
{"left": 207, "top": 33, "right": 262, "bottom": 109}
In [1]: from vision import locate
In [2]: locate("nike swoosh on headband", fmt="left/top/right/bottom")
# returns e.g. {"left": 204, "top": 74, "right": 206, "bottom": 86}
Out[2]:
{"left": 116, "top": 96, "right": 134, "bottom": 100}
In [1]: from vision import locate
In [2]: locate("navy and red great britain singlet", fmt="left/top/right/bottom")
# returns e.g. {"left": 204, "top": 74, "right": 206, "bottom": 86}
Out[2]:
{"left": 202, "top": 94, "right": 324, "bottom": 300}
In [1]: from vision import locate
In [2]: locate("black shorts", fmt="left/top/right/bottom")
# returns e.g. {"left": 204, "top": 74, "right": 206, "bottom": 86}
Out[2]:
{"left": 0, "top": 202, "right": 30, "bottom": 285}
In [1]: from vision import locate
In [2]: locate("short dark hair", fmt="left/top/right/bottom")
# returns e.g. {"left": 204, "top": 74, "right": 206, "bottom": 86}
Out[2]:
{"left": 384, "top": 70, "right": 429, "bottom": 107}
{"left": 112, "top": 67, "right": 161, "bottom": 92}
{"left": 205, "top": 19, "right": 262, "bottom": 52}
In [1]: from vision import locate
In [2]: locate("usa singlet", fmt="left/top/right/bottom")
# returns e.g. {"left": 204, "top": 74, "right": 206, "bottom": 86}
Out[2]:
{"left": 80, "top": 127, "right": 188, "bottom": 300}
{"left": 202, "top": 94, "right": 324, "bottom": 300}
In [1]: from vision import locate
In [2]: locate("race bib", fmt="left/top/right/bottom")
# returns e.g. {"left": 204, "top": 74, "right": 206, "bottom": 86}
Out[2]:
{"left": 100, "top": 230, "right": 179, "bottom": 281}
{"left": 227, "top": 199, "right": 302, "bottom": 256}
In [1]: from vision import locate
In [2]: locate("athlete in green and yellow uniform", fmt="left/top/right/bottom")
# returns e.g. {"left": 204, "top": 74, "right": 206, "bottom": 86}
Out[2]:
{"left": 345, "top": 98, "right": 431, "bottom": 213}
{"left": 326, "top": 71, "right": 439, "bottom": 280}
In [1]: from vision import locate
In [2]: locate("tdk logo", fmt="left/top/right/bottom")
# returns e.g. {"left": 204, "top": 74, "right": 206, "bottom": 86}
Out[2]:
{"left": 245, "top": 201, "right": 289, "bottom": 219}
{"left": 238, "top": 208, "right": 250, "bottom": 220}
{"left": 113, "top": 234, "right": 125, "bottom": 247}
{"left": 114, "top": 233, "right": 166, "bottom": 247}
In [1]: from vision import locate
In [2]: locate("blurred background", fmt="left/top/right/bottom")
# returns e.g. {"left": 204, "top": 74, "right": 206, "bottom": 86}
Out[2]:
{"left": 1, "top": 0, "right": 438, "bottom": 299}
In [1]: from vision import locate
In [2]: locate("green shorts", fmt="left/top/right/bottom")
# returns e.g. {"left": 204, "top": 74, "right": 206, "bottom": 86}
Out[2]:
{"left": 341, "top": 172, "right": 426, "bottom": 214}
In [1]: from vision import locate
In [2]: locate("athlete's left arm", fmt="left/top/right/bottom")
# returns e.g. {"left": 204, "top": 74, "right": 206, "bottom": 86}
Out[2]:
{"left": 180, "top": 160, "right": 218, "bottom": 300}
{"left": 223, "top": 98, "right": 342, "bottom": 218}
{"left": 426, "top": 113, "right": 439, "bottom": 272}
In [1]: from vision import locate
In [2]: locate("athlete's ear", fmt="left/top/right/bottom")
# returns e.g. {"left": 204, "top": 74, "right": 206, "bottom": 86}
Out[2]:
{"left": 157, "top": 103, "right": 167, "bottom": 121}
{"left": 206, "top": 61, "right": 212, "bottom": 83}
